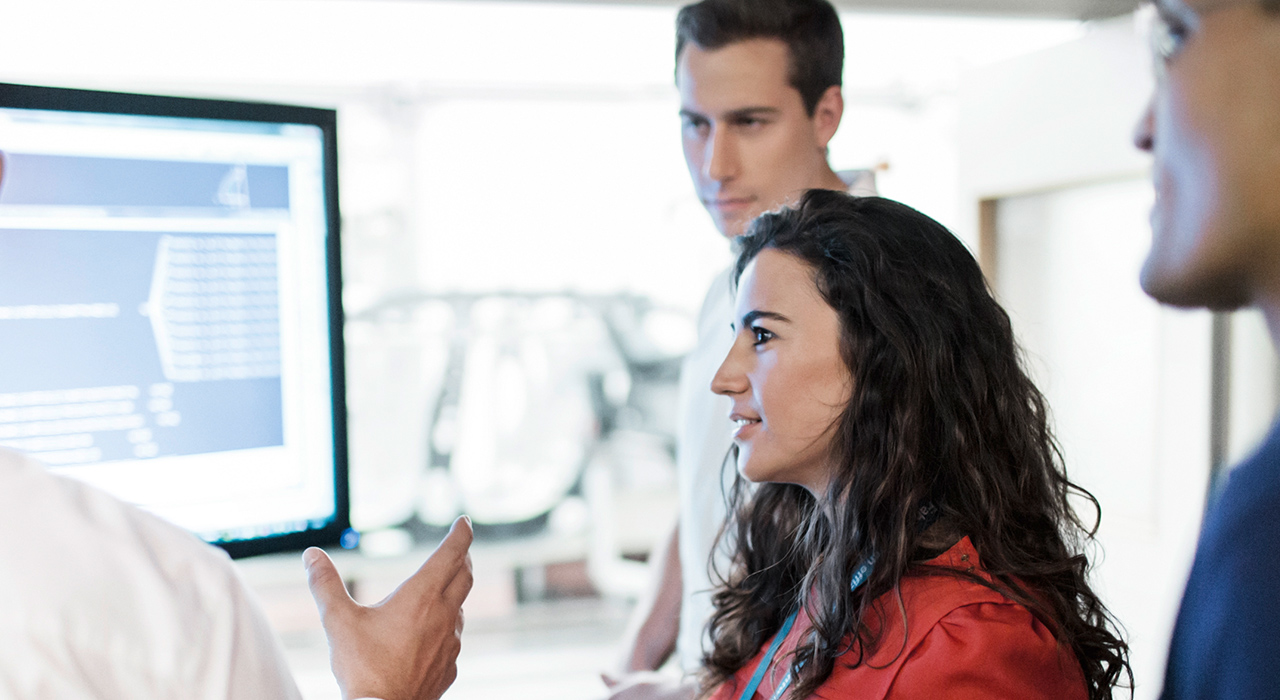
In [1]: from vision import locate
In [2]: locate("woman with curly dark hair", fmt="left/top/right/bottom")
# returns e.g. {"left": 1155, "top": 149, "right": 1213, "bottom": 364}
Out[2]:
{"left": 702, "top": 190, "right": 1130, "bottom": 700}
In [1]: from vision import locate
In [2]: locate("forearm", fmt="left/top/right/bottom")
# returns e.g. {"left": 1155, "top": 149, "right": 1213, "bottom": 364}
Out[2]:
{"left": 618, "top": 520, "right": 683, "bottom": 673}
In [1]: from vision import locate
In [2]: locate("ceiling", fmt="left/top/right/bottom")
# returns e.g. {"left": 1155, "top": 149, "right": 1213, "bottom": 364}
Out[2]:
{"left": 831, "top": 0, "right": 1138, "bottom": 17}
{"left": 496, "top": 0, "right": 1140, "bottom": 20}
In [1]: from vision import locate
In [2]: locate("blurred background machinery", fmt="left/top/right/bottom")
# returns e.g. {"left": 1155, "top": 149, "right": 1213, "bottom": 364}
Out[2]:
{"left": 345, "top": 291, "right": 695, "bottom": 599}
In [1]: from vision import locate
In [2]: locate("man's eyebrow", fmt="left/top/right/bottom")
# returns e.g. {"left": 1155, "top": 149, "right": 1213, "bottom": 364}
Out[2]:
{"left": 725, "top": 106, "right": 781, "bottom": 120}
{"left": 1151, "top": 0, "right": 1184, "bottom": 21}
{"left": 732, "top": 309, "right": 791, "bottom": 331}
{"left": 679, "top": 106, "right": 781, "bottom": 121}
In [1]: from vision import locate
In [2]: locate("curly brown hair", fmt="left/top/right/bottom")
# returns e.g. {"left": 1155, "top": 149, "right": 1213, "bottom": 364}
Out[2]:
{"left": 700, "top": 191, "right": 1131, "bottom": 700}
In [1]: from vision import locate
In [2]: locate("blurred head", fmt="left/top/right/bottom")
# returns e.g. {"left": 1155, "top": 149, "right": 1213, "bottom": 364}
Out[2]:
{"left": 703, "top": 191, "right": 1129, "bottom": 699}
{"left": 1134, "top": 0, "right": 1280, "bottom": 310}
{"left": 675, "top": 0, "right": 846, "bottom": 237}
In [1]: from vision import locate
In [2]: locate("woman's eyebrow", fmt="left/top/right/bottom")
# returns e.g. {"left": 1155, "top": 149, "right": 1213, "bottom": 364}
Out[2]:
{"left": 741, "top": 309, "right": 791, "bottom": 327}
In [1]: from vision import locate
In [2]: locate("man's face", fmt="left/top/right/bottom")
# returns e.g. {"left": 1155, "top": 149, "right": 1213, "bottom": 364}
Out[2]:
{"left": 677, "top": 38, "right": 840, "bottom": 238}
{"left": 1135, "top": 0, "right": 1280, "bottom": 309}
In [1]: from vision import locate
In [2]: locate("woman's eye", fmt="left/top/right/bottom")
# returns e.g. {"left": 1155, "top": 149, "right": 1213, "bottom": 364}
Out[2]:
{"left": 751, "top": 327, "right": 774, "bottom": 345}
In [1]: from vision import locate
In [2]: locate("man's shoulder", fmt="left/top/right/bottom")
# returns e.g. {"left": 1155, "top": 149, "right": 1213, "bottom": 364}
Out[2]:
{"left": 1183, "top": 423, "right": 1280, "bottom": 617}
{"left": 1161, "top": 422, "right": 1280, "bottom": 700}
{"left": 1200, "top": 421, "right": 1280, "bottom": 559}
{"left": 0, "top": 448, "right": 238, "bottom": 595}
{"left": 0, "top": 448, "right": 300, "bottom": 699}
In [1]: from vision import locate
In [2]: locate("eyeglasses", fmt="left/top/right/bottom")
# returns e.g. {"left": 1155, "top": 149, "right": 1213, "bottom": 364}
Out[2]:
{"left": 1147, "top": 0, "right": 1266, "bottom": 79}
{"left": 1150, "top": 11, "right": 1187, "bottom": 66}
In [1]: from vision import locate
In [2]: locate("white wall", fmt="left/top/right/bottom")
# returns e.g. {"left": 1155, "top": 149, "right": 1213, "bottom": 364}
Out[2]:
{"left": 956, "top": 13, "right": 1153, "bottom": 247}
{"left": 995, "top": 182, "right": 1212, "bottom": 697}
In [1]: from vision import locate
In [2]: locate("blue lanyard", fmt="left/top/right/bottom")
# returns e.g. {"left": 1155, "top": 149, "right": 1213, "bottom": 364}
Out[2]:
{"left": 737, "top": 608, "right": 800, "bottom": 700}
{"left": 735, "top": 555, "right": 877, "bottom": 700}
{"left": 733, "top": 503, "right": 938, "bottom": 700}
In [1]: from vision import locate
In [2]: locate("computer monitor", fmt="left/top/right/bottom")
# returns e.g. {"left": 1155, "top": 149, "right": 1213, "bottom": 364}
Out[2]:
{"left": 0, "top": 83, "right": 349, "bottom": 557}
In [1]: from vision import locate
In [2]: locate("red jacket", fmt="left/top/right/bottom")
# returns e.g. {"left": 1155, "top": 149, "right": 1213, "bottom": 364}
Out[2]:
{"left": 708, "top": 537, "right": 1087, "bottom": 700}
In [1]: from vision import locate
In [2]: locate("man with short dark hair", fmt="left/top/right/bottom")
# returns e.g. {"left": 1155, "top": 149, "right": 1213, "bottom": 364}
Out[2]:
{"left": 603, "top": 2, "right": 872, "bottom": 698}
{"left": 1132, "top": 1, "right": 1280, "bottom": 697}
{"left": 674, "top": 0, "right": 858, "bottom": 238}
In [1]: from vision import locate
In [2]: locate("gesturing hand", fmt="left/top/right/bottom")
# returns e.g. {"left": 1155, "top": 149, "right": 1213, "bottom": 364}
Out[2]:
{"left": 304, "top": 516, "right": 474, "bottom": 700}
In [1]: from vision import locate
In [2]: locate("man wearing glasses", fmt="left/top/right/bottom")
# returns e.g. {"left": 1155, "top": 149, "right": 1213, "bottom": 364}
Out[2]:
{"left": 1133, "top": 1, "right": 1280, "bottom": 697}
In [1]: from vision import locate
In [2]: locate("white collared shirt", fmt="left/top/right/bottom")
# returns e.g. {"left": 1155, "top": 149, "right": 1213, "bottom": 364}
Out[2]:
{"left": 0, "top": 449, "right": 303, "bottom": 699}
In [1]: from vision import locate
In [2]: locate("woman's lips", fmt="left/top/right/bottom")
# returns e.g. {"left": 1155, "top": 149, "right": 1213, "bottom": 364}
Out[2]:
{"left": 731, "top": 415, "right": 761, "bottom": 440}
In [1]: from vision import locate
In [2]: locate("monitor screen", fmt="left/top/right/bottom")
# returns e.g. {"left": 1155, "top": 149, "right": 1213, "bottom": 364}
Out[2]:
{"left": 0, "top": 83, "right": 349, "bottom": 557}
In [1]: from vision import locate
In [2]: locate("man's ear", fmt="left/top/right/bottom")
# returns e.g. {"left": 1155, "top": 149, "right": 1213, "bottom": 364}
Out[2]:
{"left": 812, "top": 85, "right": 843, "bottom": 150}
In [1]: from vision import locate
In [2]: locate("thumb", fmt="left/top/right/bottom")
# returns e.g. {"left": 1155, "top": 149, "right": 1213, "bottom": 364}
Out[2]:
{"left": 303, "top": 547, "right": 354, "bottom": 620}
{"left": 601, "top": 672, "right": 620, "bottom": 689}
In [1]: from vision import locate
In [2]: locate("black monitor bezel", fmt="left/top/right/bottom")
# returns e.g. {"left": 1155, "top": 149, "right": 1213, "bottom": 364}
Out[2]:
{"left": 0, "top": 82, "right": 350, "bottom": 559}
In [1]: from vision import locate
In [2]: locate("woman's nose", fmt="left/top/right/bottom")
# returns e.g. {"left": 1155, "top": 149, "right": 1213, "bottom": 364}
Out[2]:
{"left": 711, "top": 340, "right": 749, "bottom": 396}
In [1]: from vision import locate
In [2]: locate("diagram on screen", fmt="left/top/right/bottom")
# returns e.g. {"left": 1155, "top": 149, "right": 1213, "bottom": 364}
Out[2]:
{"left": 0, "top": 154, "right": 289, "bottom": 467}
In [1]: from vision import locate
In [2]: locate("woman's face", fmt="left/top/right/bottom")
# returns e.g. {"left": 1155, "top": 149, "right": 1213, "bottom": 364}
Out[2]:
{"left": 712, "top": 248, "right": 852, "bottom": 495}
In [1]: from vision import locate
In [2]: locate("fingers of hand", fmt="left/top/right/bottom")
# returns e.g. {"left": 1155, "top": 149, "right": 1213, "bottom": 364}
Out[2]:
{"left": 442, "top": 553, "right": 474, "bottom": 609}
{"left": 441, "top": 514, "right": 474, "bottom": 552}
{"left": 424, "top": 630, "right": 464, "bottom": 700}
{"left": 405, "top": 515, "right": 474, "bottom": 600}
{"left": 303, "top": 547, "right": 354, "bottom": 619}
{"left": 430, "top": 661, "right": 460, "bottom": 700}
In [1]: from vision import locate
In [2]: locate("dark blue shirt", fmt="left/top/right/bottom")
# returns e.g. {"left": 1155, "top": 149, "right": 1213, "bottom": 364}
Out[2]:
{"left": 1162, "top": 419, "right": 1280, "bottom": 699}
